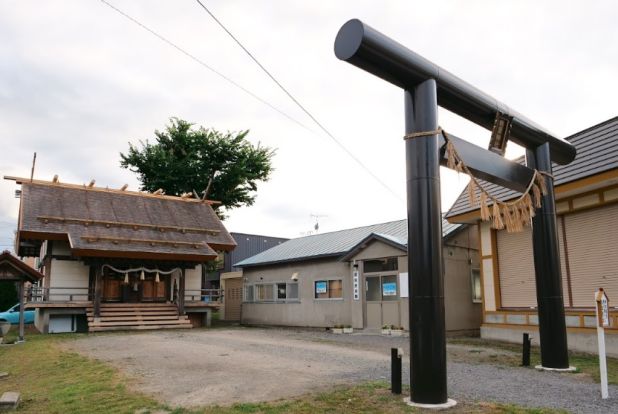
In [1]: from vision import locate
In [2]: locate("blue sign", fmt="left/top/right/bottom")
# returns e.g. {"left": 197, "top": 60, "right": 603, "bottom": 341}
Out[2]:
{"left": 315, "top": 281, "right": 327, "bottom": 294}
{"left": 382, "top": 282, "right": 397, "bottom": 297}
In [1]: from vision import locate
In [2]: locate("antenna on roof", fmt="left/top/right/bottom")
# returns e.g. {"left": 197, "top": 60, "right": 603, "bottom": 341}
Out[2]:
{"left": 30, "top": 152, "right": 37, "bottom": 182}
{"left": 310, "top": 213, "right": 327, "bottom": 233}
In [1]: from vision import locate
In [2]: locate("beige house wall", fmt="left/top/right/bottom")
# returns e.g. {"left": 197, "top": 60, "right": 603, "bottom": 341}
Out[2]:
{"left": 242, "top": 259, "right": 353, "bottom": 328}
{"left": 446, "top": 227, "right": 482, "bottom": 332}
{"left": 478, "top": 181, "right": 618, "bottom": 354}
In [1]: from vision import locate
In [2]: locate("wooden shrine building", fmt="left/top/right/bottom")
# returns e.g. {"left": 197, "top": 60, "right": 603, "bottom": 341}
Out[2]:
{"left": 5, "top": 175, "right": 236, "bottom": 333}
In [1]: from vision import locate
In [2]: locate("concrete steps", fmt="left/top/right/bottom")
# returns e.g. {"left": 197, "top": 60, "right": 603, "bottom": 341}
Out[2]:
{"left": 86, "top": 303, "right": 192, "bottom": 332}
{"left": 0, "top": 392, "right": 20, "bottom": 410}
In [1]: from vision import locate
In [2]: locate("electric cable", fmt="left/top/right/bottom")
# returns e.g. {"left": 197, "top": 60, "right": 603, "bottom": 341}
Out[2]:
{"left": 193, "top": 0, "right": 404, "bottom": 202}
{"left": 99, "top": 0, "right": 313, "bottom": 133}
{"left": 99, "top": 0, "right": 403, "bottom": 202}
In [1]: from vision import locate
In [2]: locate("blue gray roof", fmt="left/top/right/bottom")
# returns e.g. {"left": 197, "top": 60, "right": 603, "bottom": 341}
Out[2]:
{"left": 447, "top": 116, "right": 618, "bottom": 219}
{"left": 234, "top": 217, "right": 461, "bottom": 268}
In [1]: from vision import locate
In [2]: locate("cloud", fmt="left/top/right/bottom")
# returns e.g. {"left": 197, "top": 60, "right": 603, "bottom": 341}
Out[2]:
{"left": 0, "top": 0, "right": 616, "bottom": 245}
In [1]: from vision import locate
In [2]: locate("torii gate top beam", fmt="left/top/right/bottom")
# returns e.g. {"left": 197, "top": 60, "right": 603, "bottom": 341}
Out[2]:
{"left": 334, "top": 19, "right": 576, "bottom": 165}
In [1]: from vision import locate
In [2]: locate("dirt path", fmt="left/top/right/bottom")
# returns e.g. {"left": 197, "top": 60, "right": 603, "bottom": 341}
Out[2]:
{"left": 65, "top": 327, "right": 617, "bottom": 413}
{"left": 65, "top": 327, "right": 388, "bottom": 407}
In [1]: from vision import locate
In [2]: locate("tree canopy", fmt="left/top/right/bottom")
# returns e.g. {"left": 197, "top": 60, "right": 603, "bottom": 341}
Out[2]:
{"left": 120, "top": 118, "right": 274, "bottom": 218}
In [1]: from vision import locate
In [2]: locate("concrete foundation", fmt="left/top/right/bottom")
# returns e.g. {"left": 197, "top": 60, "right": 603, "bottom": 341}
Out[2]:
{"left": 481, "top": 325, "right": 618, "bottom": 357}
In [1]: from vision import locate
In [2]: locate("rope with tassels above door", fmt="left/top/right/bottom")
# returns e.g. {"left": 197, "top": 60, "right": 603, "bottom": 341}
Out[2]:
{"left": 101, "top": 264, "right": 181, "bottom": 284}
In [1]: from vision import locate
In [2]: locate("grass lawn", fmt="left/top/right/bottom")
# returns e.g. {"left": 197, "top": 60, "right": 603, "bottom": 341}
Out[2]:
{"left": 0, "top": 330, "right": 565, "bottom": 414}
{"left": 449, "top": 336, "right": 618, "bottom": 385}
{"left": 0, "top": 329, "right": 158, "bottom": 414}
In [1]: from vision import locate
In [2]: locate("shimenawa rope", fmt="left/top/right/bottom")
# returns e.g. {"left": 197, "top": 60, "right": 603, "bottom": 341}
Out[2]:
{"left": 403, "top": 127, "right": 550, "bottom": 233}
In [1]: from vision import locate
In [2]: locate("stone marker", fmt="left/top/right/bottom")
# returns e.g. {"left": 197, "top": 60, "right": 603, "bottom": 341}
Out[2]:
{"left": 0, "top": 392, "right": 20, "bottom": 410}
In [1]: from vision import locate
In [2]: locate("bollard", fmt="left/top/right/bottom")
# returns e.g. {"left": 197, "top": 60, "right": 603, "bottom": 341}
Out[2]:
{"left": 391, "top": 347, "right": 402, "bottom": 394}
{"left": 522, "top": 333, "right": 532, "bottom": 366}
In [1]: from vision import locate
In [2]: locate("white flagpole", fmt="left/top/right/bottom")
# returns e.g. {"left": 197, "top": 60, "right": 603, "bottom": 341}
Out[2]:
{"left": 595, "top": 289, "right": 609, "bottom": 399}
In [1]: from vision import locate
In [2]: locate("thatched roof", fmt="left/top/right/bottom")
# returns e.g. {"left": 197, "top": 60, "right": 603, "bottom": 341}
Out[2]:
{"left": 7, "top": 177, "right": 236, "bottom": 262}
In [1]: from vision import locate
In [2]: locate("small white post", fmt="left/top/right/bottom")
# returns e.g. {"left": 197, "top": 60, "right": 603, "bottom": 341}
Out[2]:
{"left": 595, "top": 288, "right": 610, "bottom": 399}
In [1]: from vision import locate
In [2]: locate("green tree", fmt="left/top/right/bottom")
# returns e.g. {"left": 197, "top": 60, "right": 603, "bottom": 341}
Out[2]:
{"left": 120, "top": 118, "right": 275, "bottom": 218}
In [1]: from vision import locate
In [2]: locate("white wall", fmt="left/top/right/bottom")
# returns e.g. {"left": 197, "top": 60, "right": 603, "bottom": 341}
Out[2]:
{"left": 49, "top": 259, "right": 89, "bottom": 301}
{"left": 184, "top": 265, "right": 202, "bottom": 301}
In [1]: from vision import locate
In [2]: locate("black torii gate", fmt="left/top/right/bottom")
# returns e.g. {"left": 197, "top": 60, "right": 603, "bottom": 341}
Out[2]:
{"left": 334, "top": 19, "right": 577, "bottom": 407}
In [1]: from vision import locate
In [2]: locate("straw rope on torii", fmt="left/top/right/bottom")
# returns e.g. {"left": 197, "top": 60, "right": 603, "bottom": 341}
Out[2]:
{"left": 404, "top": 128, "right": 550, "bottom": 233}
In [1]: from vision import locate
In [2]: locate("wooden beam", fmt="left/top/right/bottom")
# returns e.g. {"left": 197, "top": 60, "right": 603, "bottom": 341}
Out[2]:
{"left": 3, "top": 176, "right": 221, "bottom": 205}
{"left": 18, "top": 282, "right": 25, "bottom": 342}
{"left": 81, "top": 235, "right": 207, "bottom": 249}
{"left": 37, "top": 216, "right": 220, "bottom": 236}
{"left": 94, "top": 266, "right": 102, "bottom": 319}
{"left": 178, "top": 269, "right": 185, "bottom": 315}
{"left": 71, "top": 248, "right": 216, "bottom": 262}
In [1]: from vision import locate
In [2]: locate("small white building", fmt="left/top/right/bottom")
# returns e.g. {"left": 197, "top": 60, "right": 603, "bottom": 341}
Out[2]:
{"left": 235, "top": 218, "right": 481, "bottom": 334}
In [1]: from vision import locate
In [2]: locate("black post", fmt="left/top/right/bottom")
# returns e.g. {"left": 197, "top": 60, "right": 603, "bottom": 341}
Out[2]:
{"left": 526, "top": 143, "right": 570, "bottom": 369}
{"left": 391, "top": 348, "right": 402, "bottom": 394}
{"left": 406, "top": 79, "right": 448, "bottom": 404}
{"left": 522, "top": 333, "right": 531, "bottom": 367}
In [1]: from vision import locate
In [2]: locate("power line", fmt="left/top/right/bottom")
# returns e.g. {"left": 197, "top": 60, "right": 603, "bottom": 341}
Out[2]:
{"left": 194, "top": 0, "right": 404, "bottom": 202}
{"left": 98, "top": 0, "right": 313, "bottom": 134}
{"left": 99, "top": 0, "right": 403, "bottom": 202}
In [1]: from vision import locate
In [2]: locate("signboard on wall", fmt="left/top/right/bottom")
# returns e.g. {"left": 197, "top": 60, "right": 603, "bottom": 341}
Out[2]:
{"left": 353, "top": 270, "right": 360, "bottom": 300}
{"left": 383, "top": 282, "right": 397, "bottom": 296}
{"left": 315, "top": 281, "right": 327, "bottom": 294}
{"left": 399, "top": 273, "right": 409, "bottom": 298}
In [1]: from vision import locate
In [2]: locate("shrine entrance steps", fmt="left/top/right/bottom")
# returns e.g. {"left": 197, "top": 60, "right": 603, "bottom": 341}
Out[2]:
{"left": 86, "top": 302, "right": 192, "bottom": 332}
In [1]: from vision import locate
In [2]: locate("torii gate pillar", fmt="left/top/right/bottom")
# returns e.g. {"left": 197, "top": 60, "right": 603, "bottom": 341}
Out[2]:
{"left": 404, "top": 80, "right": 450, "bottom": 404}
{"left": 527, "top": 144, "right": 572, "bottom": 370}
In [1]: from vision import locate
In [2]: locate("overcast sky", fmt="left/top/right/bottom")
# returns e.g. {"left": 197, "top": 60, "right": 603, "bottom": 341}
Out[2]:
{"left": 1, "top": 0, "right": 616, "bottom": 250}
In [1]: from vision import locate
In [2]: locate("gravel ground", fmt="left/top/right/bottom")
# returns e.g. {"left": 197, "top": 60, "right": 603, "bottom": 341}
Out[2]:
{"left": 65, "top": 327, "right": 617, "bottom": 413}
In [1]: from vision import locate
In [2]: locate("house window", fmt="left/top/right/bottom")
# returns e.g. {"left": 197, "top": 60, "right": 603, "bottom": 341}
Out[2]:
{"left": 287, "top": 283, "right": 299, "bottom": 300}
{"left": 244, "top": 285, "right": 254, "bottom": 302}
{"left": 315, "top": 279, "right": 343, "bottom": 299}
{"left": 277, "top": 283, "right": 287, "bottom": 299}
{"left": 363, "top": 258, "right": 398, "bottom": 273}
{"left": 245, "top": 282, "right": 299, "bottom": 303}
{"left": 471, "top": 269, "right": 482, "bottom": 303}
{"left": 256, "top": 284, "right": 274, "bottom": 301}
